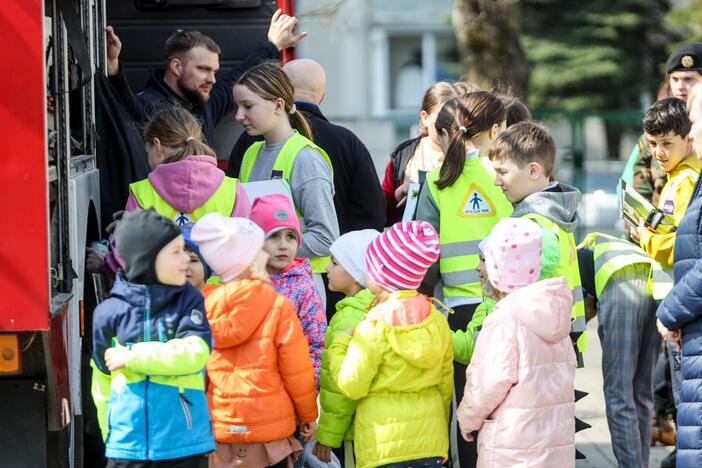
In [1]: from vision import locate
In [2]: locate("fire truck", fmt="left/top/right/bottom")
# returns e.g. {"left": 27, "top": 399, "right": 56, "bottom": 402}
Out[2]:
{"left": 1, "top": 1, "right": 292, "bottom": 466}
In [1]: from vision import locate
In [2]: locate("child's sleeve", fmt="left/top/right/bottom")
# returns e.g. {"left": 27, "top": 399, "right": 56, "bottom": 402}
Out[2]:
{"left": 328, "top": 319, "right": 383, "bottom": 401}
{"left": 316, "top": 310, "right": 364, "bottom": 449}
{"left": 639, "top": 175, "right": 696, "bottom": 267}
{"left": 452, "top": 302, "right": 489, "bottom": 365}
{"left": 457, "top": 316, "right": 518, "bottom": 434}
{"left": 439, "top": 320, "right": 455, "bottom": 420}
{"left": 276, "top": 298, "right": 319, "bottom": 423}
{"left": 90, "top": 360, "right": 112, "bottom": 441}
{"left": 91, "top": 300, "right": 118, "bottom": 374}
{"left": 297, "top": 283, "right": 327, "bottom": 387}
{"left": 126, "top": 289, "right": 212, "bottom": 376}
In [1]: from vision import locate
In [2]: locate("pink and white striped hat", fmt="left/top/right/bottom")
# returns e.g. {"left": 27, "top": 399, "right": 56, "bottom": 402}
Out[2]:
{"left": 365, "top": 221, "right": 440, "bottom": 291}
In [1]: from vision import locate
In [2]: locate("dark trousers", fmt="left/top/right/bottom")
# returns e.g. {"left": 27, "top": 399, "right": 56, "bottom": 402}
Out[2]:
{"left": 378, "top": 457, "right": 443, "bottom": 467}
{"left": 107, "top": 454, "right": 203, "bottom": 468}
{"left": 447, "top": 303, "right": 479, "bottom": 468}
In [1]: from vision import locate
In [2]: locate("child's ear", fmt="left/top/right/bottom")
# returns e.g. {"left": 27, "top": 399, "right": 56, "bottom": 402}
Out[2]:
{"left": 274, "top": 97, "right": 286, "bottom": 114}
{"left": 527, "top": 161, "right": 543, "bottom": 179}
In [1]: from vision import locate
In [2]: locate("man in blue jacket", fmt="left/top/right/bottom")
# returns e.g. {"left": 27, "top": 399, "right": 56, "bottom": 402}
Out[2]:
{"left": 657, "top": 84, "right": 702, "bottom": 468}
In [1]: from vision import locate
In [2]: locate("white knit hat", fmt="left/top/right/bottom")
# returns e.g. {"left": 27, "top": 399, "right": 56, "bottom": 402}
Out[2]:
{"left": 191, "top": 213, "right": 264, "bottom": 283}
{"left": 329, "top": 229, "right": 380, "bottom": 287}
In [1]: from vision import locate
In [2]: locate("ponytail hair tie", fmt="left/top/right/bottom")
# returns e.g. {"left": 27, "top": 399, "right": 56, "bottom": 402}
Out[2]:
{"left": 458, "top": 126, "right": 468, "bottom": 134}
{"left": 186, "top": 136, "right": 196, "bottom": 143}
{"left": 289, "top": 104, "right": 297, "bottom": 115}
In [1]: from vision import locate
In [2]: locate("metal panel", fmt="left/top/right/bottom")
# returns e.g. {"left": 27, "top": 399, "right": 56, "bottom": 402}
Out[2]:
{"left": 0, "top": 0, "right": 49, "bottom": 331}
{"left": 0, "top": 380, "right": 48, "bottom": 467}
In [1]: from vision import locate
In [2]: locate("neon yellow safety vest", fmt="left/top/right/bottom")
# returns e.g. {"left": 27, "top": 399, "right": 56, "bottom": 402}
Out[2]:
{"left": 578, "top": 232, "right": 657, "bottom": 297}
{"left": 129, "top": 176, "right": 237, "bottom": 224}
{"left": 426, "top": 156, "right": 513, "bottom": 300}
{"left": 522, "top": 213, "right": 587, "bottom": 355}
{"left": 240, "top": 132, "right": 334, "bottom": 273}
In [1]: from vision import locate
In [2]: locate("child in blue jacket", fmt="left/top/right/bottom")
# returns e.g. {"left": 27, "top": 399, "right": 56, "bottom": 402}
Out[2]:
{"left": 90, "top": 209, "right": 214, "bottom": 468}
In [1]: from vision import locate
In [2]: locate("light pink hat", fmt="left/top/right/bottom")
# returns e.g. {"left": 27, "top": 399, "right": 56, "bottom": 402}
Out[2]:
{"left": 484, "top": 218, "right": 543, "bottom": 293}
{"left": 365, "top": 221, "right": 440, "bottom": 291}
{"left": 191, "top": 213, "right": 264, "bottom": 283}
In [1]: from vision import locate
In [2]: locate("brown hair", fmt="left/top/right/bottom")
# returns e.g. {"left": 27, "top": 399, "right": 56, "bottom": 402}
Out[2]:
{"left": 489, "top": 121, "right": 556, "bottom": 177}
{"left": 164, "top": 30, "right": 221, "bottom": 65}
{"left": 499, "top": 95, "right": 532, "bottom": 127}
{"left": 418, "top": 81, "right": 480, "bottom": 135}
{"left": 434, "top": 91, "right": 506, "bottom": 189}
{"left": 143, "top": 105, "right": 215, "bottom": 164}
{"left": 236, "top": 60, "right": 313, "bottom": 141}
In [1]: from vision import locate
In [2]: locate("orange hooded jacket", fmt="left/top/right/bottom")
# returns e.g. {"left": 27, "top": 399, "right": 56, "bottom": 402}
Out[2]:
{"left": 203, "top": 279, "right": 318, "bottom": 443}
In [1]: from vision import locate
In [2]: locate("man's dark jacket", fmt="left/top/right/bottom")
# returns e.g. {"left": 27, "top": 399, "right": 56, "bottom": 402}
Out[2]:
{"left": 658, "top": 175, "right": 702, "bottom": 467}
{"left": 108, "top": 42, "right": 279, "bottom": 146}
{"left": 227, "top": 101, "right": 386, "bottom": 233}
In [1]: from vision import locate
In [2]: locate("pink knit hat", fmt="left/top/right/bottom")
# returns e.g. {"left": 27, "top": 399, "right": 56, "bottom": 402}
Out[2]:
{"left": 365, "top": 221, "right": 440, "bottom": 291}
{"left": 249, "top": 194, "right": 301, "bottom": 246}
{"left": 484, "top": 218, "right": 542, "bottom": 293}
{"left": 191, "top": 213, "right": 264, "bottom": 283}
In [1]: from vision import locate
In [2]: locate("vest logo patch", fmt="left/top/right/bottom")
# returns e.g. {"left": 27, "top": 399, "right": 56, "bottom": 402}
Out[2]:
{"left": 457, "top": 184, "right": 495, "bottom": 218}
{"left": 663, "top": 199, "right": 675, "bottom": 215}
{"left": 190, "top": 309, "right": 204, "bottom": 326}
{"left": 175, "top": 212, "right": 193, "bottom": 226}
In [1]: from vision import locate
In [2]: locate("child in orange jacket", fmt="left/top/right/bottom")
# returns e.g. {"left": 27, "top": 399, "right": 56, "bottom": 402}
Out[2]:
{"left": 191, "top": 213, "right": 318, "bottom": 468}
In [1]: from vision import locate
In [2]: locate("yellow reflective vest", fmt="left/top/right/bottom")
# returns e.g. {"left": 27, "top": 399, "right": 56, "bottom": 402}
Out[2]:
{"left": 578, "top": 232, "right": 662, "bottom": 298}
{"left": 240, "top": 132, "right": 334, "bottom": 273}
{"left": 521, "top": 213, "right": 587, "bottom": 355}
{"left": 129, "top": 176, "right": 237, "bottom": 225}
{"left": 426, "top": 155, "right": 512, "bottom": 301}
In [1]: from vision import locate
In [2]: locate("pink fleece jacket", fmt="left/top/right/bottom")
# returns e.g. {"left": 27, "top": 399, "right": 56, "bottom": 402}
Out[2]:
{"left": 457, "top": 277, "right": 577, "bottom": 468}
{"left": 125, "top": 155, "right": 250, "bottom": 217}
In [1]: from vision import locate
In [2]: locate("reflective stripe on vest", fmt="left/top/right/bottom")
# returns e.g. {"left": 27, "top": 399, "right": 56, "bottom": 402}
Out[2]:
{"left": 578, "top": 231, "right": 669, "bottom": 300}
{"left": 129, "top": 176, "right": 237, "bottom": 224}
{"left": 240, "top": 132, "right": 334, "bottom": 273}
{"left": 523, "top": 213, "right": 587, "bottom": 353}
{"left": 426, "top": 157, "right": 513, "bottom": 300}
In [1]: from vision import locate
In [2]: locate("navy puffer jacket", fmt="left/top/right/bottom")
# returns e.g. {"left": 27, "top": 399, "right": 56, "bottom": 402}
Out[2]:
{"left": 658, "top": 175, "right": 702, "bottom": 467}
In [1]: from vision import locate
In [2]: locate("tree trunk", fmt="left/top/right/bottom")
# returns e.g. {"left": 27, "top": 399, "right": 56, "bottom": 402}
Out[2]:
{"left": 453, "top": 0, "right": 529, "bottom": 99}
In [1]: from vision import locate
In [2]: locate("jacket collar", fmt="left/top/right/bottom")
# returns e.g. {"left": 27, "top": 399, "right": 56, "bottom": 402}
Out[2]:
{"left": 145, "top": 69, "right": 201, "bottom": 114}
{"left": 294, "top": 101, "right": 328, "bottom": 122}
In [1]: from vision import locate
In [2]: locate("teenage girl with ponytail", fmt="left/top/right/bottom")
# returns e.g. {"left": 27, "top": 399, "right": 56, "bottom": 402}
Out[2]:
{"left": 126, "top": 105, "right": 251, "bottom": 220}
{"left": 234, "top": 60, "right": 339, "bottom": 301}
{"left": 415, "top": 91, "right": 512, "bottom": 468}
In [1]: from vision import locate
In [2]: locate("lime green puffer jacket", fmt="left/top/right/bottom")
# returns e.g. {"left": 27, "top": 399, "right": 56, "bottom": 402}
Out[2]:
{"left": 316, "top": 288, "right": 374, "bottom": 448}
{"left": 328, "top": 291, "right": 453, "bottom": 468}
{"left": 451, "top": 298, "right": 495, "bottom": 365}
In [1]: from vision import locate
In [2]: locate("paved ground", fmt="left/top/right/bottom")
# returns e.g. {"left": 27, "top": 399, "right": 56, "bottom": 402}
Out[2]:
{"left": 576, "top": 319, "right": 674, "bottom": 467}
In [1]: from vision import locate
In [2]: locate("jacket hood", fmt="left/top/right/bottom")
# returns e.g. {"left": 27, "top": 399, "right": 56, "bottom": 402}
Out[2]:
{"left": 499, "top": 277, "right": 573, "bottom": 343}
{"left": 203, "top": 279, "right": 277, "bottom": 346}
{"left": 511, "top": 182, "right": 582, "bottom": 233}
{"left": 148, "top": 155, "right": 225, "bottom": 213}
{"left": 367, "top": 294, "right": 444, "bottom": 368}
{"left": 672, "top": 155, "right": 702, "bottom": 178}
{"left": 276, "top": 257, "right": 313, "bottom": 280}
{"left": 335, "top": 288, "right": 375, "bottom": 314}
{"left": 109, "top": 273, "right": 190, "bottom": 308}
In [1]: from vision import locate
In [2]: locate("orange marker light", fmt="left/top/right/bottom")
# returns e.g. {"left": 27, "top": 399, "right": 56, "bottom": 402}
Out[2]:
{"left": 0, "top": 334, "right": 20, "bottom": 374}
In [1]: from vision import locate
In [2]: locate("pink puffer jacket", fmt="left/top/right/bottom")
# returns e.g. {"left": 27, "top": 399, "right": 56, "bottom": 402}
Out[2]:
{"left": 457, "top": 277, "right": 577, "bottom": 468}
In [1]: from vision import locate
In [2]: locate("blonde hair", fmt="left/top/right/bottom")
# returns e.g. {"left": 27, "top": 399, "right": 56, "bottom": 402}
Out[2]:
{"left": 143, "top": 105, "right": 215, "bottom": 163}
{"left": 237, "top": 60, "right": 313, "bottom": 141}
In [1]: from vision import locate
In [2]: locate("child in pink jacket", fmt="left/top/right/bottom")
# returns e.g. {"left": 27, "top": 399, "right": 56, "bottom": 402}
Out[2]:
{"left": 457, "top": 217, "right": 577, "bottom": 468}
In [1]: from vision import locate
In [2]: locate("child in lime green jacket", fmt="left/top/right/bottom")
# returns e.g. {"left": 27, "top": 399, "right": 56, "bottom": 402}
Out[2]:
{"left": 452, "top": 228, "right": 562, "bottom": 365}
{"left": 329, "top": 221, "right": 453, "bottom": 468}
{"left": 313, "top": 229, "right": 380, "bottom": 465}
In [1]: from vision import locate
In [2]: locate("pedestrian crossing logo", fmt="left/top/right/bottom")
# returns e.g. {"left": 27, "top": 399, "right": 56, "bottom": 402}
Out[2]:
{"left": 458, "top": 184, "right": 495, "bottom": 218}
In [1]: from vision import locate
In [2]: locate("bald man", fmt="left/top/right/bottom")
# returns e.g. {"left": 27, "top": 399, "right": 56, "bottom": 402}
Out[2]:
{"left": 227, "top": 59, "right": 386, "bottom": 235}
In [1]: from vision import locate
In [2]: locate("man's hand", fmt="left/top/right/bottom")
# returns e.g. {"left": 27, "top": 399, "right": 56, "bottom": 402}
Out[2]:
{"left": 312, "top": 442, "right": 333, "bottom": 462}
{"left": 105, "top": 26, "right": 122, "bottom": 76}
{"left": 298, "top": 420, "right": 316, "bottom": 443}
{"left": 629, "top": 217, "right": 646, "bottom": 243}
{"left": 657, "top": 319, "right": 681, "bottom": 351}
{"left": 104, "top": 347, "right": 130, "bottom": 371}
{"left": 267, "top": 8, "right": 308, "bottom": 51}
{"left": 461, "top": 431, "right": 474, "bottom": 442}
{"left": 86, "top": 247, "right": 107, "bottom": 274}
